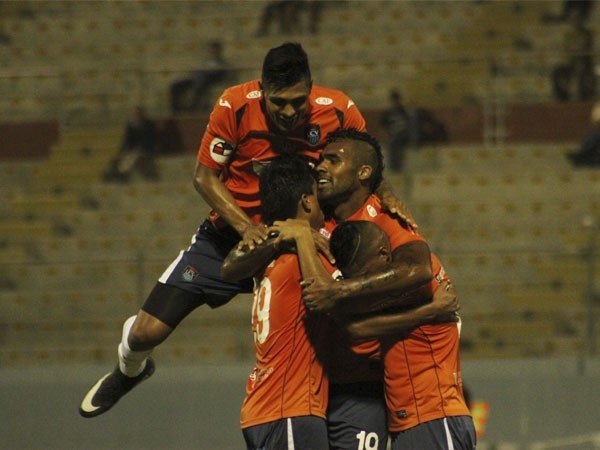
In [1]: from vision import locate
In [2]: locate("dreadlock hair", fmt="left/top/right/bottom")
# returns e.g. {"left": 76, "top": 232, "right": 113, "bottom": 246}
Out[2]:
{"left": 326, "top": 128, "right": 384, "bottom": 192}
{"left": 259, "top": 156, "right": 316, "bottom": 225}
{"left": 261, "top": 42, "right": 312, "bottom": 92}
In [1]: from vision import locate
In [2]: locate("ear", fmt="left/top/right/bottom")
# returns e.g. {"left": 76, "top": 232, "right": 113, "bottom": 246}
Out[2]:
{"left": 379, "top": 244, "right": 391, "bottom": 262}
{"left": 307, "top": 79, "right": 314, "bottom": 91}
{"left": 300, "top": 193, "right": 312, "bottom": 213}
{"left": 358, "top": 165, "right": 373, "bottom": 183}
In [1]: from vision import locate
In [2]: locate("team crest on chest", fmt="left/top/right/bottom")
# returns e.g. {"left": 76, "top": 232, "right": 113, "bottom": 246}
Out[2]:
{"left": 305, "top": 124, "right": 321, "bottom": 145}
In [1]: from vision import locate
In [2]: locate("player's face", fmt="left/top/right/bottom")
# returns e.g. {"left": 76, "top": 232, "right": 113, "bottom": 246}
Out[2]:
{"left": 316, "top": 141, "right": 360, "bottom": 202}
{"left": 342, "top": 242, "right": 391, "bottom": 278}
{"left": 263, "top": 80, "right": 311, "bottom": 132}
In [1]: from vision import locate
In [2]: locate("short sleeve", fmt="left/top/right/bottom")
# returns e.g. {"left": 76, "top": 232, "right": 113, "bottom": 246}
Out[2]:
{"left": 377, "top": 214, "right": 425, "bottom": 252}
{"left": 343, "top": 98, "right": 366, "bottom": 132}
{"left": 197, "top": 89, "right": 238, "bottom": 170}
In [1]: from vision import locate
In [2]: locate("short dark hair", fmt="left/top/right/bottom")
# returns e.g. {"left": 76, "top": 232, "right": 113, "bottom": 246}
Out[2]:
{"left": 326, "top": 129, "right": 384, "bottom": 192}
{"left": 259, "top": 156, "right": 316, "bottom": 225}
{"left": 261, "top": 42, "right": 311, "bottom": 92}
{"left": 330, "top": 220, "right": 389, "bottom": 273}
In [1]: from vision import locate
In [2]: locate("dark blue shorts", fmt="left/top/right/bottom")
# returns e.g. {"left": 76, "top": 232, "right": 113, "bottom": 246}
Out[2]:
{"left": 327, "top": 382, "right": 389, "bottom": 450}
{"left": 157, "top": 219, "right": 253, "bottom": 308}
{"left": 243, "top": 416, "right": 329, "bottom": 450}
{"left": 390, "top": 416, "right": 476, "bottom": 450}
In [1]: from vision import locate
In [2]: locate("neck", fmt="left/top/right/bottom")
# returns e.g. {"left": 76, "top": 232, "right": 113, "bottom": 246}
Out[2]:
{"left": 331, "top": 187, "right": 370, "bottom": 222}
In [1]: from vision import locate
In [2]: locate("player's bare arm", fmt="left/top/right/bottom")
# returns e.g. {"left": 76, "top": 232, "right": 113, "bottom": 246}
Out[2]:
{"left": 269, "top": 219, "right": 334, "bottom": 284}
{"left": 375, "top": 179, "right": 418, "bottom": 230}
{"left": 303, "top": 240, "right": 433, "bottom": 313}
{"left": 193, "top": 162, "right": 268, "bottom": 246}
{"left": 341, "top": 281, "right": 459, "bottom": 340}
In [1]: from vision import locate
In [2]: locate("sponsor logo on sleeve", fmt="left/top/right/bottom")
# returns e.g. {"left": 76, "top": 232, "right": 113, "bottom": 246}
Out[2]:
{"left": 218, "top": 98, "right": 232, "bottom": 109}
{"left": 209, "top": 137, "right": 234, "bottom": 164}
{"left": 246, "top": 90, "right": 261, "bottom": 99}
{"left": 367, "top": 204, "right": 377, "bottom": 217}
{"left": 315, "top": 96, "right": 333, "bottom": 105}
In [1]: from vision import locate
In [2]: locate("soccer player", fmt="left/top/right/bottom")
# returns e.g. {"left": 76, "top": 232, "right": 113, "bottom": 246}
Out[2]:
{"left": 227, "top": 157, "right": 336, "bottom": 450}
{"left": 308, "top": 129, "right": 475, "bottom": 449}
{"left": 79, "top": 42, "right": 413, "bottom": 418}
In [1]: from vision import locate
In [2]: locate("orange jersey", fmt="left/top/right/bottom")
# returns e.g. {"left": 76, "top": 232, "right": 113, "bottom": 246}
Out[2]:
{"left": 197, "top": 80, "right": 366, "bottom": 225}
{"left": 240, "top": 253, "right": 338, "bottom": 429}
{"left": 327, "top": 195, "right": 469, "bottom": 431}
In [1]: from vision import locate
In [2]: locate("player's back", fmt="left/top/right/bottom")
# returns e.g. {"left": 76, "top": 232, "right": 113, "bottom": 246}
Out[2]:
{"left": 240, "top": 253, "right": 331, "bottom": 429}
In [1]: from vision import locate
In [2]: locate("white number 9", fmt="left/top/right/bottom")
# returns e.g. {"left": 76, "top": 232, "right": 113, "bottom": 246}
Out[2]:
{"left": 252, "top": 277, "right": 272, "bottom": 344}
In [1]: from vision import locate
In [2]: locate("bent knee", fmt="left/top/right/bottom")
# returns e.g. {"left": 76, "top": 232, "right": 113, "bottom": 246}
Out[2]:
{"left": 128, "top": 313, "right": 173, "bottom": 351}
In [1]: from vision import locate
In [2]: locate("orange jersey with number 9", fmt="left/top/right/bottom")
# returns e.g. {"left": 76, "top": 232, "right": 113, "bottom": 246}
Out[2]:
{"left": 240, "top": 253, "right": 339, "bottom": 429}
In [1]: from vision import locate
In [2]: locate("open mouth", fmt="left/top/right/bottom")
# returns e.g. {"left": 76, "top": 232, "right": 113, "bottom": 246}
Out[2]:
{"left": 317, "top": 177, "right": 331, "bottom": 187}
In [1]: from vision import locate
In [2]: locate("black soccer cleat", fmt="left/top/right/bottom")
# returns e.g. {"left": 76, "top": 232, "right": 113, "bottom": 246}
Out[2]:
{"left": 79, "top": 357, "right": 155, "bottom": 418}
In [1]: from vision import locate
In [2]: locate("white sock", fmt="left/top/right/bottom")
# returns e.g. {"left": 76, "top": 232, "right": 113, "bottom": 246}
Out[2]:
{"left": 118, "top": 315, "right": 152, "bottom": 377}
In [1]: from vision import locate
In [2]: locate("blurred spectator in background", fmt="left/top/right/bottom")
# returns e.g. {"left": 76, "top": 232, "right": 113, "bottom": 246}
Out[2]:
{"left": 567, "top": 101, "right": 600, "bottom": 167}
{"left": 380, "top": 90, "right": 411, "bottom": 171}
{"left": 551, "top": 10, "right": 596, "bottom": 101}
{"left": 103, "top": 106, "right": 160, "bottom": 183}
{"left": 170, "top": 41, "right": 229, "bottom": 114}
{"left": 256, "top": 0, "right": 325, "bottom": 36}
{"left": 380, "top": 90, "right": 448, "bottom": 171}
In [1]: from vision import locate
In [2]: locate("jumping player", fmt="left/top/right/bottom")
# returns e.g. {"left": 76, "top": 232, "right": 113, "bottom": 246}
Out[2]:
{"left": 79, "top": 42, "right": 413, "bottom": 418}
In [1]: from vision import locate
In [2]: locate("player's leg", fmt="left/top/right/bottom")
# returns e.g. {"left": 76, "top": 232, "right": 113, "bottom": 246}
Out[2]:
{"left": 79, "top": 220, "right": 251, "bottom": 418}
{"left": 243, "top": 416, "right": 329, "bottom": 450}
{"left": 327, "top": 382, "right": 389, "bottom": 450}
{"left": 390, "top": 416, "right": 476, "bottom": 450}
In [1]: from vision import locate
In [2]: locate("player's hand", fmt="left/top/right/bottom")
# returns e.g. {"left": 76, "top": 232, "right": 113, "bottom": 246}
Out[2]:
{"left": 301, "top": 278, "right": 339, "bottom": 312}
{"left": 268, "top": 219, "right": 312, "bottom": 242}
{"left": 430, "top": 281, "right": 460, "bottom": 323}
{"left": 237, "top": 223, "right": 269, "bottom": 251}
{"left": 380, "top": 194, "right": 418, "bottom": 230}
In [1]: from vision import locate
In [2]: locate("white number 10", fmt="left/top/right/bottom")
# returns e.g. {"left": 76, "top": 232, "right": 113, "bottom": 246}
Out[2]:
{"left": 356, "top": 430, "right": 379, "bottom": 450}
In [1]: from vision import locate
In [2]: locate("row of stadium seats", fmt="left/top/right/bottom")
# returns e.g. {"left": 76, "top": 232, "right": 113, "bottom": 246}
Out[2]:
{"left": 3, "top": 0, "right": 596, "bottom": 121}
{"left": 2, "top": 135, "right": 597, "bottom": 365}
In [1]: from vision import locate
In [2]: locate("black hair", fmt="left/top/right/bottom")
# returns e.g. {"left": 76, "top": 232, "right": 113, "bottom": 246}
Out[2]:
{"left": 330, "top": 220, "right": 389, "bottom": 273}
{"left": 261, "top": 42, "right": 311, "bottom": 92}
{"left": 326, "top": 128, "right": 384, "bottom": 192}
{"left": 259, "top": 156, "right": 316, "bottom": 225}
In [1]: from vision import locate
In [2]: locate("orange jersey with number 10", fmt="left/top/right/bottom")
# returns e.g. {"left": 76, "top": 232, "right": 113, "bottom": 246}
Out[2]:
{"left": 240, "top": 253, "right": 339, "bottom": 429}
{"left": 197, "top": 80, "right": 366, "bottom": 225}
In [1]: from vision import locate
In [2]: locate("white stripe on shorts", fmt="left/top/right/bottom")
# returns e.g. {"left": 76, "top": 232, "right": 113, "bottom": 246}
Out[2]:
{"left": 443, "top": 418, "right": 455, "bottom": 450}
{"left": 158, "top": 250, "right": 184, "bottom": 283}
{"left": 287, "top": 418, "right": 295, "bottom": 450}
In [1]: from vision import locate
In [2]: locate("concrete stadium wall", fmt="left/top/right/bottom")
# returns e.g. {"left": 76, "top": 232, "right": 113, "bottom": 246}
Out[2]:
{"left": 1, "top": 358, "right": 599, "bottom": 450}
